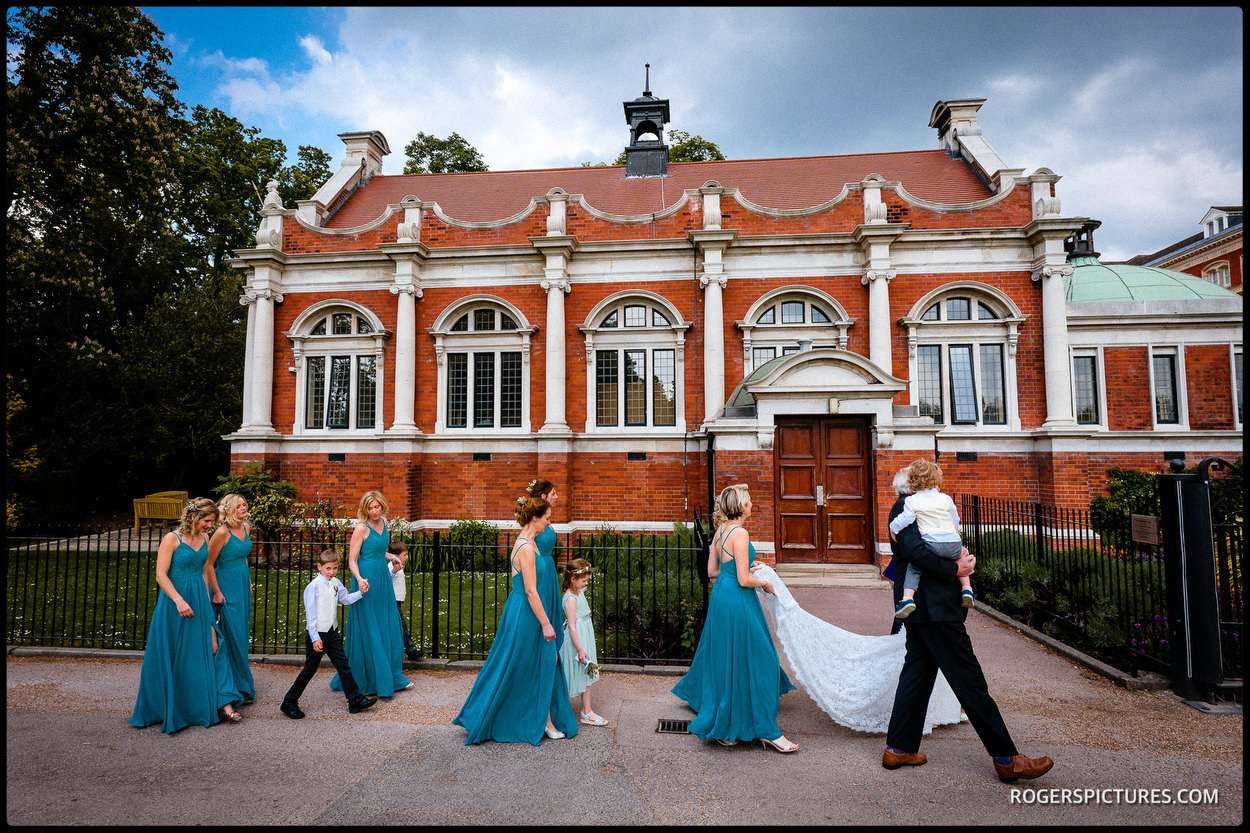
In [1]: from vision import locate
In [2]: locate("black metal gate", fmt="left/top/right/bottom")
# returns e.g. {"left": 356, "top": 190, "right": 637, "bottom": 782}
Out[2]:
{"left": 1160, "top": 457, "right": 1243, "bottom": 704}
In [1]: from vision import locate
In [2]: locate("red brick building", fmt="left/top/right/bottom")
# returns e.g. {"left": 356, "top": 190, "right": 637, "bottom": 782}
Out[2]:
{"left": 1127, "top": 206, "right": 1243, "bottom": 294}
{"left": 227, "top": 94, "right": 1242, "bottom": 567}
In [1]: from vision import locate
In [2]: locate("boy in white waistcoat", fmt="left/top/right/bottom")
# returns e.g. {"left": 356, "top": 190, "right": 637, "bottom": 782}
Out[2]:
{"left": 280, "top": 549, "right": 378, "bottom": 718}
{"left": 888, "top": 460, "right": 974, "bottom": 618}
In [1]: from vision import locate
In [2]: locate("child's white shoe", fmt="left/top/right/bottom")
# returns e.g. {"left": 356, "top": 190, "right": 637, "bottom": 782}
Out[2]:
{"left": 579, "top": 711, "right": 607, "bottom": 726}
{"left": 544, "top": 725, "right": 566, "bottom": 739}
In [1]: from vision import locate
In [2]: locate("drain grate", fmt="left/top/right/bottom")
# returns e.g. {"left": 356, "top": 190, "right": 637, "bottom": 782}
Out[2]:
{"left": 656, "top": 718, "right": 691, "bottom": 734}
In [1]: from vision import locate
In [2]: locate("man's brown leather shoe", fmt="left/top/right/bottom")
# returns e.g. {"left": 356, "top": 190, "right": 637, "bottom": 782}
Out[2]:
{"left": 994, "top": 754, "right": 1054, "bottom": 782}
{"left": 882, "top": 748, "right": 927, "bottom": 769}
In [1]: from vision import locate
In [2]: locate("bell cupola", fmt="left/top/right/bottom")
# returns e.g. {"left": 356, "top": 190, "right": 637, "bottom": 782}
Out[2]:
{"left": 623, "top": 64, "right": 670, "bottom": 178}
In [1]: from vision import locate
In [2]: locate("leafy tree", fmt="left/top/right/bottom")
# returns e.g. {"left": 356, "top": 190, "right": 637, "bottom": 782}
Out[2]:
{"left": 402, "top": 131, "right": 488, "bottom": 174}
{"left": 281, "top": 145, "right": 333, "bottom": 202}
{"left": 6, "top": 389, "right": 41, "bottom": 530}
{"left": 610, "top": 129, "right": 727, "bottom": 166}
{"left": 6, "top": 6, "right": 187, "bottom": 518}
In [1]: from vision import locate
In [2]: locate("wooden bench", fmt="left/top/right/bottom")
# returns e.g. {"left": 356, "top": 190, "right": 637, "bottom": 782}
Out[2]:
{"left": 133, "top": 490, "right": 190, "bottom": 535}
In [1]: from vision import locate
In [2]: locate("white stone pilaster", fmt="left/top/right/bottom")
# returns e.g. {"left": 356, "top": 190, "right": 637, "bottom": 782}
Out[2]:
{"left": 238, "top": 292, "right": 258, "bottom": 429}
{"left": 531, "top": 232, "right": 578, "bottom": 435}
{"left": 1033, "top": 263, "right": 1077, "bottom": 428}
{"left": 861, "top": 270, "right": 895, "bottom": 374}
{"left": 691, "top": 228, "right": 736, "bottom": 424}
{"left": 249, "top": 286, "right": 283, "bottom": 432}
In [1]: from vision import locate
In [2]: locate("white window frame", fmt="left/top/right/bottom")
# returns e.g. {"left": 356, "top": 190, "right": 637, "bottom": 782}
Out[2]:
{"left": 1147, "top": 345, "right": 1187, "bottom": 428}
{"left": 1070, "top": 347, "right": 1106, "bottom": 428}
{"left": 1232, "top": 344, "right": 1243, "bottom": 430}
{"left": 900, "top": 283, "right": 1025, "bottom": 432}
{"left": 580, "top": 291, "right": 689, "bottom": 434}
{"left": 736, "top": 286, "right": 853, "bottom": 375}
{"left": 286, "top": 301, "right": 389, "bottom": 436}
{"left": 429, "top": 296, "right": 536, "bottom": 434}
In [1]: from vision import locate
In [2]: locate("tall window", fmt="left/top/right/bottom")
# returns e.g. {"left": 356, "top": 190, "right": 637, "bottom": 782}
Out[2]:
{"left": 583, "top": 294, "right": 687, "bottom": 431}
{"left": 1072, "top": 353, "right": 1101, "bottom": 425}
{"left": 737, "top": 288, "right": 851, "bottom": 374}
{"left": 1152, "top": 351, "right": 1180, "bottom": 424}
{"left": 902, "top": 287, "right": 1024, "bottom": 429}
{"left": 1203, "top": 263, "right": 1231, "bottom": 288}
{"left": 1235, "top": 349, "right": 1244, "bottom": 425}
{"left": 432, "top": 298, "right": 533, "bottom": 433}
{"left": 290, "top": 305, "right": 386, "bottom": 433}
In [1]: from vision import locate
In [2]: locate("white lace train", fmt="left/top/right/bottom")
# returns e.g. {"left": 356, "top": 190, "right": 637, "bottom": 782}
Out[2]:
{"left": 753, "top": 564, "right": 965, "bottom": 735}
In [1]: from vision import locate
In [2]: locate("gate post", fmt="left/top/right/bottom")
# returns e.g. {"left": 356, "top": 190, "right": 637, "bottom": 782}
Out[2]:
{"left": 1159, "top": 459, "right": 1224, "bottom": 701}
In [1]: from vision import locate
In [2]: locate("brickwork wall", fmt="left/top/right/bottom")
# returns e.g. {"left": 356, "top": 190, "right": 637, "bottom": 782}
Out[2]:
{"left": 1103, "top": 346, "right": 1151, "bottom": 430}
{"left": 1184, "top": 343, "right": 1235, "bottom": 429}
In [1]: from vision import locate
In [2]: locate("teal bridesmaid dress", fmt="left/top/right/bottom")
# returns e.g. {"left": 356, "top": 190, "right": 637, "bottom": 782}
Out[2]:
{"left": 453, "top": 538, "right": 579, "bottom": 745}
{"left": 671, "top": 524, "right": 795, "bottom": 742}
{"left": 130, "top": 533, "right": 240, "bottom": 733}
{"left": 533, "top": 524, "right": 565, "bottom": 651}
{"left": 213, "top": 524, "right": 255, "bottom": 701}
{"left": 331, "top": 523, "right": 410, "bottom": 697}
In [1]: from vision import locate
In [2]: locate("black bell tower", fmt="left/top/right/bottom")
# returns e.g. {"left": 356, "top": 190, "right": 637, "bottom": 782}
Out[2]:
{"left": 623, "top": 64, "right": 670, "bottom": 178}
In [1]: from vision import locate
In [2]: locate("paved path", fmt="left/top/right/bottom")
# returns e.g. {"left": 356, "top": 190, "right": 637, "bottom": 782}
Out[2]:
{"left": 6, "top": 586, "right": 1242, "bottom": 825}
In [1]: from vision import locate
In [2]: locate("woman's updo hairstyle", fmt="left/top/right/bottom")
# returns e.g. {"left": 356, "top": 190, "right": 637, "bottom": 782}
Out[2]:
{"left": 514, "top": 496, "right": 551, "bottom": 526}
{"left": 711, "top": 483, "right": 750, "bottom": 528}
{"left": 527, "top": 479, "right": 555, "bottom": 499}
{"left": 178, "top": 497, "right": 219, "bottom": 534}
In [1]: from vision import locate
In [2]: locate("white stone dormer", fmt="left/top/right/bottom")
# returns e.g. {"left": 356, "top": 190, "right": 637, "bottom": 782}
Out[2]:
{"left": 929, "top": 99, "right": 1017, "bottom": 194}
{"left": 297, "top": 130, "right": 391, "bottom": 226}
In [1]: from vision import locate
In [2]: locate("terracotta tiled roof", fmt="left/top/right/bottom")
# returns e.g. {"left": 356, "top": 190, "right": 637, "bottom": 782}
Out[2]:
{"left": 323, "top": 149, "right": 992, "bottom": 229}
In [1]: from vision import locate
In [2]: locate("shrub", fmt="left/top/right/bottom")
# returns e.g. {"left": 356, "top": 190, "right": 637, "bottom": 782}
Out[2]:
{"left": 212, "top": 463, "right": 298, "bottom": 530}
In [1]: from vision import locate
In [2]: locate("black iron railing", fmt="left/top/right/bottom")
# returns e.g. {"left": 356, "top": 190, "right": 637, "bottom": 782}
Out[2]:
{"left": 6, "top": 522, "right": 709, "bottom": 666}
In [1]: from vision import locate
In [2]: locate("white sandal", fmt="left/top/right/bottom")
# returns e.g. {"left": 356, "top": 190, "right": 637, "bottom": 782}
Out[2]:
{"left": 579, "top": 711, "right": 607, "bottom": 726}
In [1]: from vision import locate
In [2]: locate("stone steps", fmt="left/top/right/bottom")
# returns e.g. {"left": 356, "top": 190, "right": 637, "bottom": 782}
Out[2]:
{"left": 772, "top": 563, "right": 890, "bottom": 589}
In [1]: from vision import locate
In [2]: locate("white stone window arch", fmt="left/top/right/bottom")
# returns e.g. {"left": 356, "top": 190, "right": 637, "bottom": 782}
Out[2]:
{"left": 899, "top": 282, "right": 1026, "bottom": 431}
{"left": 1203, "top": 261, "right": 1231, "bottom": 289}
{"left": 286, "top": 300, "right": 389, "bottom": 435}
{"left": 580, "top": 290, "right": 690, "bottom": 433}
{"left": 736, "top": 286, "right": 854, "bottom": 374}
{"left": 429, "top": 295, "right": 536, "bottom": 433}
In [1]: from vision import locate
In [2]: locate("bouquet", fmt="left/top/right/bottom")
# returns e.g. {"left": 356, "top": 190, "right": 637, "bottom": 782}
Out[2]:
{"left": 581, "top": 658, "right": 599, "bottom": 680}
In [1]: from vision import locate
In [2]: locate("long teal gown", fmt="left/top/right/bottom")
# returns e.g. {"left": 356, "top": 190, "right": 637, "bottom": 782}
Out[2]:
{"left": 130, "top": 533, "right": 240, "bottom": 733}
{"left": 534, "top": 523, "right": 574, "bottom": 705}
{"left": 331, "top": 523, "right": 410, "bottom": 697}
{"left": 453, "top": 537, "right": 580, "bottom": 745}
{"left": 213, "top": 523, "right": 255, "bottom": 701}
{"left": 671, "top": 524, "right": 795, "bottom": 743}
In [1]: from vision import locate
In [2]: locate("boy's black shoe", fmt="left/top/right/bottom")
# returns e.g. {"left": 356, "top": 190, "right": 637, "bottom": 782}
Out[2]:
{"left": 406, "top": 648, "right": 424, "bottom": 661}
{"left": 280, "top": 701, "right": 305, "bottom": 720}
{"left": 348, "top": 695, "right": 378, "bottom": 714}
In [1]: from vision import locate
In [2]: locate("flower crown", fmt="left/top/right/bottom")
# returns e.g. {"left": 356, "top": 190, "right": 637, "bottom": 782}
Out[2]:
{"left": 569, "top": 565, "right": 593, "bottom": 575}
{"left": 526, "top": 479, "right": 537, "bottom": 494}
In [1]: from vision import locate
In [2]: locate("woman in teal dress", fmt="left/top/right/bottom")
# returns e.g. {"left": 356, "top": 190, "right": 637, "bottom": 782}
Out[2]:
{"left": 331, "top": 490, "right": 411, "bottom": 698}
{"left": 131, "top": 498, "right": 243, "bottom": 733}
{"left": 206, "top": 493, "right": 255, "bottom": 703}
{"left": 453, "top": 496, "right": 579, "bottom": 745}
{"left": 672, "top": 484, "right": 798, "bottom": 752}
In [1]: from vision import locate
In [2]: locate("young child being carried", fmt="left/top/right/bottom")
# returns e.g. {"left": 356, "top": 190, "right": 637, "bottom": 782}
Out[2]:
{"left": 557, "top": 558, "right": 606, "bottom": 727}
{"left": 280, "top": 548, "right": 378, "bottom": 718}
{"left": 888, "top": 460, "right": 974, "bottom": 618}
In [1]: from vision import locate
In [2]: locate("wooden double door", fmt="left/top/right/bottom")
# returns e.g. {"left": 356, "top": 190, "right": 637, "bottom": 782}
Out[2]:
{"left": 774, "top": 416, "right": 875, "bottom": 564}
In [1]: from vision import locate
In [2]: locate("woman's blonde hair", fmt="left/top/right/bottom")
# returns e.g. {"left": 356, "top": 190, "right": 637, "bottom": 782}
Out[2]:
{"left": 178, "top": 497, "right": 219, "bottom": 535}
{"left": 357, "top": 490, "right": 389, "bottom": 521}
{"left": 908, "top": 460, "right": 943, "bottom": 492}
{"left": 514, "top": 496, "right": 551, "bottom": 526}
{"left": 217, "top": 493, "right": 247, "bottom": 527}
{"left": 561, "top": 557, "right": 594, "bottom": 593}
{"left": 712, "top": 483, "right": 750, "bottom": 528}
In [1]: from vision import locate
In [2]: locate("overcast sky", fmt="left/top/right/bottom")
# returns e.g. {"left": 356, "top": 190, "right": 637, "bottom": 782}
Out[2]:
{"left": 141, "top": 6, "right": 1243, "bottom": 262}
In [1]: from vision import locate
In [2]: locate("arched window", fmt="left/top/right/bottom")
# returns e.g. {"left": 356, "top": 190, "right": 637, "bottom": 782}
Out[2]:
{"left": 580, "top": 292, "right": 689, "bottom": 432}
{"left": 430, "top": 296, "right": 536, "bottom": 433}
{"left": 736, "top": 287, "right": 853, "bottom": 374}
{"left": 900, "top": 284, "right": 1025, "bottom": 430}
{"left": 1203, "top": 262, "right": 1231, "bottom": 288}
{"left": 286, "top": 302, "right": 388, "bottom": 434}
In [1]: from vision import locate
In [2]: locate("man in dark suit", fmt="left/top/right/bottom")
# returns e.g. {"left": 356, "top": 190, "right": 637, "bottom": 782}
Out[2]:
{"left": 883, "top": 484, "right": 1053, "bottom": 783}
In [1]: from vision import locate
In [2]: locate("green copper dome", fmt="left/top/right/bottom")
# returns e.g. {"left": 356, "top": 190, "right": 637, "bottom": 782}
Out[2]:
{"left": 1065, "top": 254, "right": 1238, "bottom": 302}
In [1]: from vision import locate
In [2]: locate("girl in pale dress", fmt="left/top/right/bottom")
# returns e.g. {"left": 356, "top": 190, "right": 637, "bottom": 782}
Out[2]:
{"left": 558, "top": 558, "right": 606, "bottom": 726}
